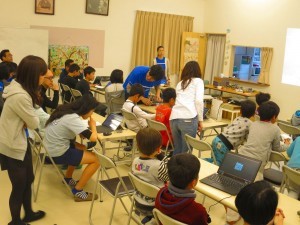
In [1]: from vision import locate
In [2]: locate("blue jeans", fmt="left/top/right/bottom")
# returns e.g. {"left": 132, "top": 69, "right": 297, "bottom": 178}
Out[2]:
{"left": 170, "top": 116, "right": 198, "bottom": 155}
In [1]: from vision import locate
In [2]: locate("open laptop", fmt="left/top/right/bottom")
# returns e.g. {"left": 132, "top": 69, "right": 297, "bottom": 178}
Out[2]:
{"left": 200, "top": 152, "right": 262, "bottom": 195}
{"left": 96, "top": 113, "right": 123, "bottom": 133}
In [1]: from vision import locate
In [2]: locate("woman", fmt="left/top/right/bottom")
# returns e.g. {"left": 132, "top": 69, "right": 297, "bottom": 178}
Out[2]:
{"left": 105, "top": 69, "right": 124, "bottom": 92}
{"left": 44, "top": 95, "right": 100, "bottom": 202}
{"left": 153, "top": 45, "right": 170, "bottom": 85}
{"left": 170, "top": 61, "right": 204, "bottom": 155}
{"left": 0, "top": 55, "right": 47, "bottom": 225}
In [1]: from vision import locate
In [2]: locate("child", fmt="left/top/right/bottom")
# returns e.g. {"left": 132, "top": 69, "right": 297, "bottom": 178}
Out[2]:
{"left": 155, "top": 87, "right": 176, "bottom": 147}
{"left": 155, "top": 153, "right": 210, "bottom": 225}
{"left": 132, "top": 128, "right": 169, "bottom": 222}
{"left": 238, "top": 101, "right": 289, "bottom": 179}
{"left": 255, "top": 92, "right": 271, "bottom": 106}
{"left": 122, "top": 83, "right": 155, "bottom": 132}
{"left": 44, "top": 95, "right": 100, "bottom": 202}
{"left": 235, "top": 180, "right": 285, "bottom": 225}
{"left": 211, "top": 100, "right": 256, "bottom": 165}
{"left": 105, "top": 69, "right": 124, "bottom": 92}
{"left": 291, "top": 110, "right": 300, "bottom": 126}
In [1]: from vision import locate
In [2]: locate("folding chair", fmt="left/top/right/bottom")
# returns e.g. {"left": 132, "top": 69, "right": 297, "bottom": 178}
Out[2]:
{"left": 60, "top": 83, "right": 74, "bottom": 103}
{"left": 121, "top": 109, "right": 142, "bottom": 132}
{"left": 127, "top": 172, "right": 160, "bottom": 225}
{"left": 263, "top": 151, "right": 287, "bottom": 186}
{"left": 147, "top": 119, "right": 174, "bottom": 154}
{"left": 89, "top": 152, "right": 134, "bottom": 225}
{"left": 153, "top": 208, "right": 188, "bottom": 225}
{"left": 30, "top": 130, "right": 72, "bottom": 202}
{"left": 105, "top": 90, "right": 125, "bottom": 114}
{"left": 278, "top": 121, "right": 300, "bottom": 136}
{"left": 280, "top": 165, "right": 300, "bottom": 196}
{"left": 185, "top": 134, "right": 217, "bottom": 165}
{"left": 70, "top": 88, "right": 83, "bottom": 100}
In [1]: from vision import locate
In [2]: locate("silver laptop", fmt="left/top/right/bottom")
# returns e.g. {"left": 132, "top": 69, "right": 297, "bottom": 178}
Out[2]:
{"left": 200, "top": 152, "right": 262, "bottom": 195}
{"left": 96, "top": 113, "right": 123, "bottom": 133}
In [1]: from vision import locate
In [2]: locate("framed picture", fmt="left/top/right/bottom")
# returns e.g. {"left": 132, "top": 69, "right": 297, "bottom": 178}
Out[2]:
{"left": 86, "top": 0, "right": 109, "bottom": 16}
{"left": 35, "top": 0, "right": 55, "bottom": 15}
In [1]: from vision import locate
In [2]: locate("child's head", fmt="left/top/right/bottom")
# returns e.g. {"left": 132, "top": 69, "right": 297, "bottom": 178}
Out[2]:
{"left": 69, "top": 63, "right": 80, "bottom": 76}
{"left": 235, "top": 180, "right": 278, "bottom": 225}
{"left": 129, "top": 83, "right": 144, "bottom": 102}
{"left": 240, "top": 100, "right": 256, "bottom": 118}
{"left": 146, "top": 65, "right": 164, "bottom": 82}
{"left": 162, "top": 88, "right": 176, "bottom": 106}
{"left": 168, "top": 153, "right": 200, "bottom": 189}
{"left": 258, "top": 101, "right": 280, "bottom": 122}
{"left": 84, "top": 66, "right": 96, "bottom": 81}
{"left": 255, "top": 92, "right": 271, "bottom": 106}
{"left": 110, "top": 69, "right": 123, "bottom": 84}
{"left": 136, "top": 128, "right": 162, "bottom": 156}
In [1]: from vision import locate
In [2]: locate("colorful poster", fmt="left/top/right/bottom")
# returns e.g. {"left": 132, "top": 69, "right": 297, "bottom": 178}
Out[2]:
{"left": 183, "top": 37, "right": 199, "bottom": 65}
{"left": 49, "top": 45, "right": 89, "bottom": 76}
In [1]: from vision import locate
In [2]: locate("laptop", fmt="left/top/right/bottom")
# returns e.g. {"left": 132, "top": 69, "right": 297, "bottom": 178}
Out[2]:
{"left": 200, "top": 152, "right": 262, "bottom": 195}
{"left": 96, "top": 113, "right": 123, "bottom": 133}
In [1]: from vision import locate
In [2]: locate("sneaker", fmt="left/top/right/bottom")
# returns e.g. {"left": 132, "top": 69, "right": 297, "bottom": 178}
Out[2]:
{"left": 22, "top": 210, "right": 46, "bottom": 223}
{"left": 74, "top": 191, "right": 98, "bottom": 202}
{"left": 64, "top": 178, "right": 77, "bottom": 188}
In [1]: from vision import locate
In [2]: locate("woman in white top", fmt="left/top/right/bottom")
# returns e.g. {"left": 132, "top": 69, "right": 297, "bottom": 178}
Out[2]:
{"left": 170, "top": 61, "right": 204, "bottom": 155}
{"left": 105, "top": 69, "right": 124, "bottom": 92}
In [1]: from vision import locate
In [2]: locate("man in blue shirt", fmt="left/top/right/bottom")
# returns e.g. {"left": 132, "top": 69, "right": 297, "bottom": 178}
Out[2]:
{"left": 123, "top": 65, "right": 164, "bottom": 105}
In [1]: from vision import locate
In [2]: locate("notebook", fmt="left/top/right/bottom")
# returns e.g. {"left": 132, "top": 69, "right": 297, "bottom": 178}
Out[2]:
{"left": 96, "top": 113, "right": 123, "bottom": 133}
{"left": 200, "top": 152, "right": 262, "bottom": 195}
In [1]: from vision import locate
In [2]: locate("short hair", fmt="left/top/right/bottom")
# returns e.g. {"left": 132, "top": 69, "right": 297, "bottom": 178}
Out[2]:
{"left": 129, "top": 83, "right": 144, "bottom": 97}
{"left": 258, "top": 101, "right": 280, "bottom": 121}
{"left": 162, "top": 88, "right": 176, "bottom": 103}
{"left": 255, "top": 92, "right": 271, "bottom": 106}
{"left": 240, "top": 100, "right": 256, "bottom": 118}
{"left": 167, "top": 153, "right": 200, "bottom": 189}
{"left": 149, "top": 65, "right": 164, "bottom": 81}
{"left": 0, "top": 63, "right": 10, "bottom": 80}
{"left": 69, "top": 63, "right": 80, "bottom": 73}
{"left": 65, "top": 59, "right": 74, "bottom": 67}
{"left": 0, "top": 49, "right": 9, "bottom": 61}
{"left": 136, "top": 128, "right": 162, "bottom": 156}
{"left": 157, "top": 45, "right": 164, "bottom": 52}
{"left": 84, "top": 66, "right": 95, "bottom": 77}
{"left": 235, "top": 181, "right": 278, "bottom": 225}
{"left": 6, "top": 62, "right": 18, "bottom": 74}
{"left": 110, "top": 69, "right": 123, "bottom": 83}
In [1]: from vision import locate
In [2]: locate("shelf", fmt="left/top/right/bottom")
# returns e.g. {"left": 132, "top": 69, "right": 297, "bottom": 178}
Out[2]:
{"left": 228, "top": 77, "right": 270, "bottom": 86}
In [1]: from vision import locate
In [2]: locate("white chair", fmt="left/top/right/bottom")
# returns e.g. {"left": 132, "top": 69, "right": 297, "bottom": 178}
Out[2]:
{"left": 185, "top": 134, "right": 217, "bottom": 165}
{"left": 121, "top": 109, "right": 142, "bottom": 132}
{"left": 31, "top": 130, "right": 72, "bottom": 202}
{"left": 89, "top": 152, "right": 134, "bottom": 225}
{"left": 70, "top": 88, "right": 83, "bottom": 100}
{"left": 127, "top": 172, "right": 160, "bottom": 225}
{"left": 278, "top": 121, "right": 300, "bottom": 136}
{"left": 60, "top": 83, "right": 74, "bottom": 103}
{"left": 280, "top": 165, "right": 300, "bottom": 196}
{"left": 263, "top": 151, "right": 287, "bottom": 186}
{"left": 147, "top": 119, "right": 174, "bottom": 154}
{"left": 105, "top": 90, "right": 125, "bottom": 114}
{"left": 153, "top": 208, "right": 188, "bottom": 225}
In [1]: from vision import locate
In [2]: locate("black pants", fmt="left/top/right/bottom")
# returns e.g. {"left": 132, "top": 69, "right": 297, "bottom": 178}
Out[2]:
{"left": 0, "top": 143, "right": 34, "bottom": 223}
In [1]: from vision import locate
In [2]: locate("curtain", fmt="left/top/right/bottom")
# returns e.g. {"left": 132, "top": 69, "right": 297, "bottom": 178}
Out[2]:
{"left": 258, "top": 47, "right": 273, "bottom": 84}
{"left": 131, "top": 11, "right": 193, "bottom": 76}
{"left": 203, "top": 34, "right": 226, "bottom": 84}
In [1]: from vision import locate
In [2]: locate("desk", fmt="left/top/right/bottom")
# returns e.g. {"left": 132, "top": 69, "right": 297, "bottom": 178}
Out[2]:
{"left": 196, "top": 159, "right": 300, "bottom": 225}
{"left": 205, "top": 84, "right": 258, "bottom": 98}
{"left": 92, "top": 113, "right": 137, "bottom": 164}
{"left": 90, "top": 87, "right": 105, "bottom": 95}
{"left": 139, "top": 105, "right": 228, "bottom": 139}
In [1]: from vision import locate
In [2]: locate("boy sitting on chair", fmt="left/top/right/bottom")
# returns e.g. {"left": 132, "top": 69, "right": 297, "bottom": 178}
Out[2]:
{"left": 155, "top": 153, "right": 210, "bottom": 225}
{"left": 132, "top": 128, "right": 169, "bottom": 224}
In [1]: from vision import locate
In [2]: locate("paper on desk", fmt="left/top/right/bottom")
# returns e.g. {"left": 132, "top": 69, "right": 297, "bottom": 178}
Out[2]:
{"left": 95, "top": 85, "right": 105, "bottom": 89}
{"left": 82, "top": 120, "right": 101, "bottom": 128}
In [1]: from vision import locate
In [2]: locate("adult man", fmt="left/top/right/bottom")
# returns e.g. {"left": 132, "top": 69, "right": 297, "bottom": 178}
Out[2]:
{"left": 41, "top": 69, "right": 59, "bottom": 112}
{"left": 0, "top": 49, "right": 13, "bottom": 63}
{"left": 123, "top": 65, "right": 164, "bottom": 105}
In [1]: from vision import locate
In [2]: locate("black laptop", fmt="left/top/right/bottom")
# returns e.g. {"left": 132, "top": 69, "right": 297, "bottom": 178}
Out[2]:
{"left": 96, "top": 113, "right": 123, "bottom": 133}
{"left": 200, "top": 152, "right": 262, "bottom": 195}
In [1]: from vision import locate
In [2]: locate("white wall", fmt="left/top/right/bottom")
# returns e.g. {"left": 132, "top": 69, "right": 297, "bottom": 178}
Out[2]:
{"left": 203, "top": 0, "right": 300, "bottom": 120}
{"left": 0, "top": 0, "right": 205, "bottom": 77}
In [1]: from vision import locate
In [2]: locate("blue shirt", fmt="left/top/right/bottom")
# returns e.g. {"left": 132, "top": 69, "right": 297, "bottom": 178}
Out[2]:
{"left": 123, "top": 66, "right": 162, "bottom": 97}
{"left": 0, "top": 81, "right": 3, "bottom": 92}
{"left": 155, "top": 57, "right": 167, "bottom": 84}
{"left": 287, "top": 136, "right": 300, "bottom": 168}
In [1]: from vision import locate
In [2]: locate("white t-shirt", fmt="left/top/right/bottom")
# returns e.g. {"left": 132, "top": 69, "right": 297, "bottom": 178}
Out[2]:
{"left": 44, "top": 114, "right": 88, "bottom": 157}
{"left": 170, "top": 78, "right": 204, "bottom": 121}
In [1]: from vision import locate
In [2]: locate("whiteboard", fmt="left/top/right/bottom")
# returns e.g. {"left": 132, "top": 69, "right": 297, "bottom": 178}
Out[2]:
{"left": 0, "top": 28, "right": 48, "bottom": 64}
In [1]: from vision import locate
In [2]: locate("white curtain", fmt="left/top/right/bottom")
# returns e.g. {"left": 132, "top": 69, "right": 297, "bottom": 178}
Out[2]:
{"left": 258, "top": 47, "right": 273, "bottom": 84}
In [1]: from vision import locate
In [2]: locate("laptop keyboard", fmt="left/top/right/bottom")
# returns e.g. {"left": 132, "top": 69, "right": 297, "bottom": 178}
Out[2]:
{"left": 208, "top": 174, "right": 246, "bottom": 191}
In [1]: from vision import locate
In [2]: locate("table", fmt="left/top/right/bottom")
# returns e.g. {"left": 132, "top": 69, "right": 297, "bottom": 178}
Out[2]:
{"left": 92, "top": 113, "right": 137, "bottom": 164}
{"left": 90, "top": 86, "right": 105, "bottom": 95}
{"left": 196, "top": 159, "right": 300, "bottom": 225}
{"left": 139, "top": 104, "right": 228, "bottom": 139}
{"left": 205, "top": 84, "right": 258, "bottom": 98}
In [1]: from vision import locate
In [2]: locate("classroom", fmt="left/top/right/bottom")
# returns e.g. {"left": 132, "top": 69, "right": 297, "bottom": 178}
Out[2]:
{"left": 0, "top": 0, "right": 300, "bottom": 225}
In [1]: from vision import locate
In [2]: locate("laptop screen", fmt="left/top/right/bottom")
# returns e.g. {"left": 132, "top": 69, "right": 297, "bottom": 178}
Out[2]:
{"left": 218, "top": 152, "right": 262, "bottom": 182}
{"left": 102, "top": 113, "right": 123, "bottom": 130}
